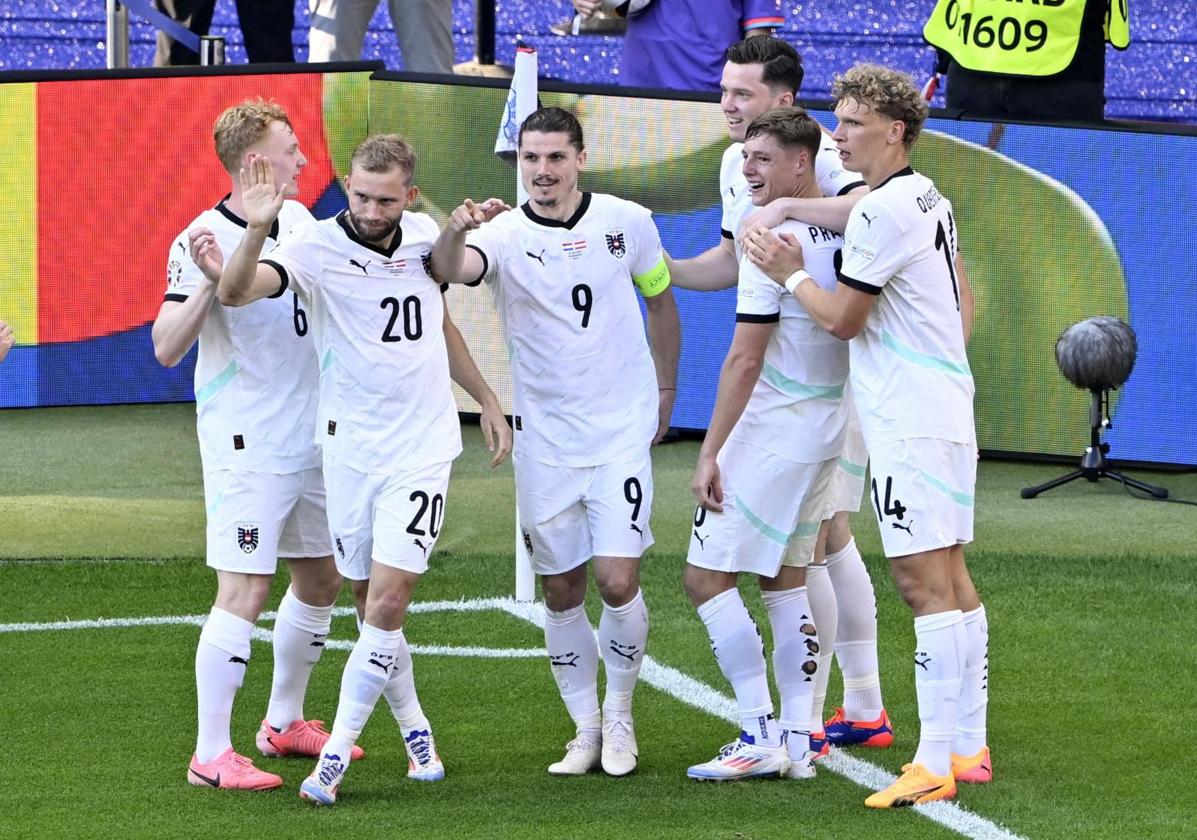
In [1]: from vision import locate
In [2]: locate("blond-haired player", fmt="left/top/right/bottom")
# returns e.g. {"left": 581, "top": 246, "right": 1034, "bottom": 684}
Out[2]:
{"left": 154, "top": 98, "right": 351, "bottom": 792}
{"left": 745, "top": 64, "right": 989, "bottom": 808}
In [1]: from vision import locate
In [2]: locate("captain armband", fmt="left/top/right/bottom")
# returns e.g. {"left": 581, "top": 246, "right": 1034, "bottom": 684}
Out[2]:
{"left": 633, "top": 257, "right": 671, "bottom": 298}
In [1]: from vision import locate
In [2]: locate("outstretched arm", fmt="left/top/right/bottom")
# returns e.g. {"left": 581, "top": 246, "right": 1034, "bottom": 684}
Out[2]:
{"left": 443, "top": 306, "right": 511, "bottom": 467}
{"left": 739, "top": 184, "right": 868, "bottom": 239}
{"left": 430, "top": 198, "right": 510, "bottom": 285}
{"left": 667, "top": 237, "right": 739, "bottom": 292}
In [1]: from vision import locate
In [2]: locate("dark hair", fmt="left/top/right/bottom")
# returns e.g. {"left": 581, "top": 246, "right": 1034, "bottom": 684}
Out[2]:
{"left": 744, "top": 106, "right": 822, "bottom": 160}
{"left": 725, "top": 36, "right": 805, "bottom": 94}
{"left": 518, "top": 106, "right": 585, "bottom": 152}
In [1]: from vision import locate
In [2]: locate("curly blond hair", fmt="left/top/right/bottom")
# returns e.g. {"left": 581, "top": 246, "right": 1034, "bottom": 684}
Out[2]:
{"left": 831, "top": 63, "right": 928, "bottom": 149}
{"left": 212, "top": 98, "right": 293, "bottom": 174}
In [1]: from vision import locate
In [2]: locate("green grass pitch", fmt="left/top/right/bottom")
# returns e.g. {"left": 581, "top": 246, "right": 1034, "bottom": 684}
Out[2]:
{"left": 1, "top": 404, "right": 1195, "bottom": 839}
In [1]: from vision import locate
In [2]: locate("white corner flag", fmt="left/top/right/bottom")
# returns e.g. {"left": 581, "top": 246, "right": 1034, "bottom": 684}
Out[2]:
{"left": 497, "top": 44, "right": 538, "bottom": 601}
{"left": 495, "top": 44, "right": 538, "bottom": 206}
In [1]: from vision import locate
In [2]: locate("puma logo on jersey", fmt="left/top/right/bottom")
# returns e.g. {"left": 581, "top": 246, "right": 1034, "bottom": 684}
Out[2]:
{"left": 349, "top": 258, "right": 371, "bottom": 274}
{"left": 629, "top": 522, "right": 644, "bottom": 536}
{"left": 914, "top": 654, "right": 931, "bottom": 670}
{"left": 368, "top": 657, "right": 392, "bottom": 674}
{"left": 525, "top": 249, "right": 546, "bottom": 266}
{"left": 413, "top": 537, "right": 429, "bottom": 557}
{"left": 860, "top": 212, "right": 875, "bottom": 227}
{"left": 891, "top": 519, "right": 914, "bottom": 535}
{"left": 693, "top": 530, "right": 708, "bottom": 549}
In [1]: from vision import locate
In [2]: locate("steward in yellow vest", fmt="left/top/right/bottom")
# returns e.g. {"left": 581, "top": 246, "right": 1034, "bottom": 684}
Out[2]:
{"left": 924, "top": 0, "right": 1129, "bottom": 122}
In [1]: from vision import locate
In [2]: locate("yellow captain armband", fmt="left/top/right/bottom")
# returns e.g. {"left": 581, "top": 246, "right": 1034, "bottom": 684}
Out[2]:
{"left": 633, "top": 257, "right": 671, "bottom": 298}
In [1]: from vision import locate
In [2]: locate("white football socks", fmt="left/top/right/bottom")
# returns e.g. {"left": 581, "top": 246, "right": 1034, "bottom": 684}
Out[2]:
{"left": 195, "top": 607, "right": 254, "bottom": 763}
{"left": 265, "top": 587, "right": 333, "bottom": 731}
{"left": 697, "top": 588, "right": 779, "bottom": 747}
{"left": 382, "top": 631, "right": 429, "bottom": 733}
{"left": 324, "top": 622, "right": 404, "bottom": 767}
{"left": 910, "top": 610, "right": 965, "bottom": 776}
{"left": 954, "top": 604, "right": 989, "bottom": 756}
{"left": 826, "top": 538, "right": 884, "bottom": 720}
{"left": 804, "top": 563, "right": 837, "bottom": 731}
{"left": 599, "top": 588, "right": 648, "bottom": 719}
{"left": 544, "top": 603, "right": 601, "bottom": 734}
{"left": 761, "top": 586, "right": 819, "bottom": 758}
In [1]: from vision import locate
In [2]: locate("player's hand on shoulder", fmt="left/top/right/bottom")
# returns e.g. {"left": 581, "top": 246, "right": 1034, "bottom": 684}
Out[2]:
{"left": 0, "top": 318, "right": 13, "bottom": 363}
{"left": 239, "top": 154, "right": 286, "bottom": 229}
{"left": 739, "top": 201, "right": 790, "bottom": 244}
{"left": 691, "top": 455, "right": 724, "bottom": 513}
{"left": 744, "top": 225, "right": 805, "bottom": 286}
{"left": 188, "top": 226, "right": 224, "bottom": 283}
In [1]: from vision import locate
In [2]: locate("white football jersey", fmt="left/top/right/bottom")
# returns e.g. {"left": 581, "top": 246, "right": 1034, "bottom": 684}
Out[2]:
{"left": 164, "top": 198, "right": 321, "bottom": 474}
{"left": 731, "top": 219, "right": 850, "bottom": 463}
{"left": 466, "top": 193, "right": 664, "bottom": 467}
{"left": 837, "top": 168, "right": 975, "bottom": 447}
{"left": 263, "top": 210, "right": 462, "bottom": 474}
{"left": 720, "top": 138, "right": 866, "bottom": 254}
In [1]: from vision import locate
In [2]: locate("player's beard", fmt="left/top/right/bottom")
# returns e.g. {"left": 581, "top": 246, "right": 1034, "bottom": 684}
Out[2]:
{"left": 348, "top": 210, "right": 399, "bottom": 244}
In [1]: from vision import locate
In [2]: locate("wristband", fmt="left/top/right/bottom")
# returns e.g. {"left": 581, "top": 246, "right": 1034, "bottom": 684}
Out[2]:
{"left": 784, "top": 269, "right": 812, "bottom": 294}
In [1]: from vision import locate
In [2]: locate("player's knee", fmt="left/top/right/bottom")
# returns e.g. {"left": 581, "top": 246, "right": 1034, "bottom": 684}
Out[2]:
{"left": 542, "top": 576, "right": 585, "bottom": 612}
{"left": 596, "top": 569, "right": 639, "bottom": 607}
{"left": 683, "top": 564, "right": 726, "bottom": 609}
{"left": 288, "top": 557, "right": 343, "bottom": 606}
{"left": 214, "top": 572, "right": 273, "bottom": 620}
{"left": 826, "top": 511, "right": 853, "bottom": 552}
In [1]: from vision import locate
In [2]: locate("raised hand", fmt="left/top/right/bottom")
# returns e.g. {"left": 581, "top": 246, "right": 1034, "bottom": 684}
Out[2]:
{"left": 188, "top": 227, "right": 225, "bottom": 283}
{"left": 239, "top": 154, "right": 287, "bottom": 229}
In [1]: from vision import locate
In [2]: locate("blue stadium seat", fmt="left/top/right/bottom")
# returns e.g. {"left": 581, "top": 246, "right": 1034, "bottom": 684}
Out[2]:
{"left": 1, "top": 0, "right": 1193, "bottom": 123}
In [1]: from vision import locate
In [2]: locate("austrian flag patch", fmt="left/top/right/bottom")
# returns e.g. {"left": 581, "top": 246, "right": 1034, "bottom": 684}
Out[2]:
{"left": 561, "top": 239, "right": 587, "bottom": 260}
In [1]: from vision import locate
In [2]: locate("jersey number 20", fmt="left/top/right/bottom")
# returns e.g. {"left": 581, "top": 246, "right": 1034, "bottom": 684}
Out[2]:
{"left": 380, "top": 296, "right": 423, "bottom": 342}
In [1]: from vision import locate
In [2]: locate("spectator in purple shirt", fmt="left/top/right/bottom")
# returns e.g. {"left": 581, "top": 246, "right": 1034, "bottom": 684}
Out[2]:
{"left": 572, "top": 0, "right": 785, "bottom": 91}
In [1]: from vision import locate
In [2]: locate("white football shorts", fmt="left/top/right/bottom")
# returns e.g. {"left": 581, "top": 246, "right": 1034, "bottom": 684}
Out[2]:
{"left": 203, "top": 467, "right": 331, "bottom": 574}
{"left": 687, "top": 437, "right": 838, "bottom": 577}
{"left": 825, "top": 404, "right": 868, "bottom": 518}
{"left": 515, "top": 449, "right": 654, "bottom": 576}
{"left": 866, "top": 437, "right": 976, "bottom": 559}
{"left": 323, "top": 455, "right": 453, "bottom": 580}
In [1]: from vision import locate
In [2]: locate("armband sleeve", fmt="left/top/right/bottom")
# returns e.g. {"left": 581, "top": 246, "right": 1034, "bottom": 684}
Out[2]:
{"left": 633, "top": 257, "right": 670, "bottom": 298}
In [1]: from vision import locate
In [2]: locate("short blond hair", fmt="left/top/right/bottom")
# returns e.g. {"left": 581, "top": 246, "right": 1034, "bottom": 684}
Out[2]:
{"left": 350, "top": 134, "right": 417, "bottom": 183}
{"left": 832, "top": 63, "right": 928, "bottom": 149}
{"left": 212, "top": 98, "right": 292, "bottom": 174}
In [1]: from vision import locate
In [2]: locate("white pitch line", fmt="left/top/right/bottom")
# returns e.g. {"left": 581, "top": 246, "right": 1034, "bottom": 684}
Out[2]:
{"left": 3, "top": 597, "right": 1024, "bottom": 840}
{"left": 493, "top": 597, "right": 1026, "bottom": 840}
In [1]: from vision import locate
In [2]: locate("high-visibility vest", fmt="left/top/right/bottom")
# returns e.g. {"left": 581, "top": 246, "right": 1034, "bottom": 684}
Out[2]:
{"left": 924, "top": 0, "right": 1129, "bottom": 77}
